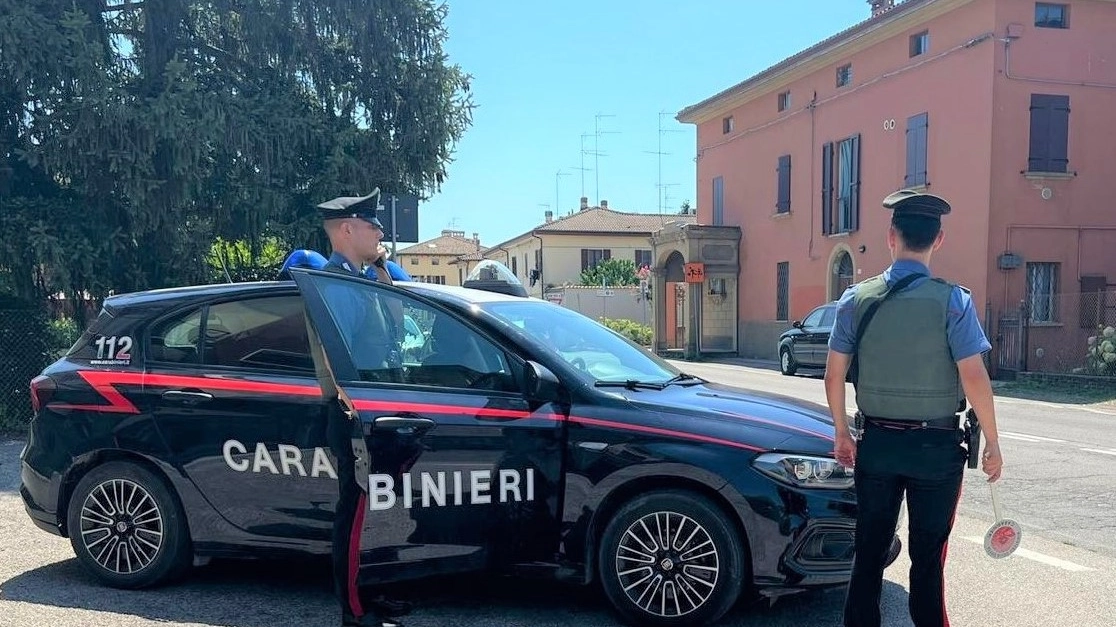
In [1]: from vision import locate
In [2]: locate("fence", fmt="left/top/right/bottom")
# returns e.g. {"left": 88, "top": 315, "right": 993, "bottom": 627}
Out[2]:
{"left": 543, "top": 286, "right": 651, "bottom": 327}
{"left": 996, "top": 290, "right": 1116, "bottom": 377}
{"left": 0, "top": 308, "right": 80, "bottom": 433}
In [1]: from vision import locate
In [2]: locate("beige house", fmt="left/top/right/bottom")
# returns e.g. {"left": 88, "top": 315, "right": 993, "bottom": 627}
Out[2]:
{"left": 483, "top": 198, "right": 697, "bottom": 298}
{"left": 394, "top": 229, "right": 485, "bottom": 286}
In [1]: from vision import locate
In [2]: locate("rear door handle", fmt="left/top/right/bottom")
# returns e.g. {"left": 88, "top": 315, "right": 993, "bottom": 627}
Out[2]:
{"left": 161, "top": 390, "right": 214, "bottom": 404}
{"left": 374, "top": 416, "right": 436, "bottom": 435}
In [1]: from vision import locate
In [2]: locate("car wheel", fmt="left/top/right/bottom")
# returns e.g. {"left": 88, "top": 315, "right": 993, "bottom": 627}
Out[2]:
{"left": 67, "top": 461, "right": 191, "bottom": 589}
{"left": 599, "top": 490, "right": 746, "bottom": 627}
{"left": 779, "top": 347, "right": 797, "bottom": 376}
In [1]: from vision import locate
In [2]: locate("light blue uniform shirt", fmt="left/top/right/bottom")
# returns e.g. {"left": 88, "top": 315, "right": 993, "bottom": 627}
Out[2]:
{"left": 828, "top": 259, "right": 991, "bottom": 362}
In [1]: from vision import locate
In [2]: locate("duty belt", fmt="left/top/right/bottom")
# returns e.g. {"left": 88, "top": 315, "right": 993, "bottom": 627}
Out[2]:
{"left": 864, "top": 414, "right": 959, "bottom": 431}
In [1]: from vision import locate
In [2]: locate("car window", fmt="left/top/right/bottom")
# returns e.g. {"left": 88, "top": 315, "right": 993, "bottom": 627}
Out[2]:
{"left": 802, "top": 307, "right": 826, "bottom": 328}
{"left": 148, "top": 308, "right": 204, "bottom": 364}
{"left": 819, "top": 306, "right": 836, "bottom": 329}
{"left": 308, "top": 275, "right": 517, "bottom": 392}
{"left": 202, "top": 296, "right": 314, "bottom": 372}
{"left": 482, "top": 299, "right": 680, "bottom": 385}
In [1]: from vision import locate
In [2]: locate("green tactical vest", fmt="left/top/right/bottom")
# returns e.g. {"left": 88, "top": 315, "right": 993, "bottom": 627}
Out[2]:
{"left": 852, "top": 274, "right": 964, "bottom": 420}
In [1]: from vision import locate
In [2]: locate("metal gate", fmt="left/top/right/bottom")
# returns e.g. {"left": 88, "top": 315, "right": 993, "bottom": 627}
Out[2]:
{"left": 996, "top": 304, "right": 1026, "bottom": 374}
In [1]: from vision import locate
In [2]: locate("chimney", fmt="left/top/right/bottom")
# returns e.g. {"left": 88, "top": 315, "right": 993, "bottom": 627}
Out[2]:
{"left": 472, "top": 232, "right": 479, "bottom": 246}
{"left": 544, "top": 210, "right": 554, "bottom": 223}
{"left": 580, "top": 196, "right": 589, "bottom": 211}
{"left": 868, "top": 0, "right": 895, "bottom": 17}
{"left": 600, "top": 200, "right": 608, "bottom": 209}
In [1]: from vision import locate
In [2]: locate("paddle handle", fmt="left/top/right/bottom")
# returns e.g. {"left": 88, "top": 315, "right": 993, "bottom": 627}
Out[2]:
{"left": 990, "top": 481, "right": 1003, "bottom": 521}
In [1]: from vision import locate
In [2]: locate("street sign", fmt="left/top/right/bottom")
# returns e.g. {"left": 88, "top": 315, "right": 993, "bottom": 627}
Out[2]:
{"left": 596, "top": 289, "right": 615, "bottom": 297}
{"left": 684, "top": 262, "right": 705, "bottom": 283}
{"left": 377, "top": 192, "right": 420, "bottom": 243}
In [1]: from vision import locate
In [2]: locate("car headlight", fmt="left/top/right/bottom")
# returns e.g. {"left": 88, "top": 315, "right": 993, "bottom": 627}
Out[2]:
{"left": 752, "top": 453, "right": 854, "bottom": 490}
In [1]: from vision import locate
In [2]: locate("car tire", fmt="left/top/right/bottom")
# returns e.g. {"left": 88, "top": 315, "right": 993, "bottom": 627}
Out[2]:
{"left": 66, "top": 461, "right": 191, "bottom": 589}
{"left": 598, "top": 490, "right": 746, "bottom": 627}
{"left": 779, "top": 347, "right": 797, "bottom": 376}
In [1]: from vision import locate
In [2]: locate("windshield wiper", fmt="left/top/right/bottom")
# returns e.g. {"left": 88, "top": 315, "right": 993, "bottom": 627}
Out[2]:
{"left": 662, "top": 372, "right": 704, "bottom": 386}
{"left": 594, "top": 379, "right": 667, "bottom": 391}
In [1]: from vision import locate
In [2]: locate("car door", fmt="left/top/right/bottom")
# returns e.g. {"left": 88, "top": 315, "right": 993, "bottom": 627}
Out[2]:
{"left": 289, "top": 269, "right": 566, "bottom": 583}
{"left": 810, "top": 305, "right": 837, "bottom": 365}
{"left": 793, "top": 306, "right": 825, "bottom": 365}
{"left": 143, "top": 293, "right": 337, "bottom": 545}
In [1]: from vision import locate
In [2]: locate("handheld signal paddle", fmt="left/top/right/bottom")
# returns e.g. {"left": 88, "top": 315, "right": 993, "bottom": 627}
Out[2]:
{"left": 983, "top": 481, "right": 1022, "bottom": 559}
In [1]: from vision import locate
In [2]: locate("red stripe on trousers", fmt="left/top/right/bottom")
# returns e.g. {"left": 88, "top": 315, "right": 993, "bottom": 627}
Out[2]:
{"left": 940, "top": 482, "right": 963, "bottom": 627}
{"left": 349, "top": 493, "right": 367, "bottom": 617}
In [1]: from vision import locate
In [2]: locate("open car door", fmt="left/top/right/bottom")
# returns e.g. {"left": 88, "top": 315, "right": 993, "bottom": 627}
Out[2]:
{"left": 289, "top": 268, "right": 566, "bottom": 584}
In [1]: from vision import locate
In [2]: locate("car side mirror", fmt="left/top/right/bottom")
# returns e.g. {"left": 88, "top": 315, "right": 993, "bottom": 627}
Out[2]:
{"left": 524, "top": 360, "right": 561, "bottom": 402}
{"left": 792, "top": 320, "right": 803, "bottom": 329}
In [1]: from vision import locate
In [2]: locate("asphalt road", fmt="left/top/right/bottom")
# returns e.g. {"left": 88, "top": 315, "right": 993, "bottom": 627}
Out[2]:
{"left": 1, "top": 362, "right": 1113, "bottom": 626}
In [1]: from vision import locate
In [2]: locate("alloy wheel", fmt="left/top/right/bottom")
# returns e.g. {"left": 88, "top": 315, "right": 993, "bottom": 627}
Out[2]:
{"left": 78, "top": 478, "right": 164, "bottom": 575}
{"left": 614, "top": 511, "right": 720, "bottom": 618}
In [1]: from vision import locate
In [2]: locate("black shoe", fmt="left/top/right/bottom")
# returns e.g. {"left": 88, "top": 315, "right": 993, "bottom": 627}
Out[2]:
{"left": 369, "top": 595, "right": 413, "bottom": 618}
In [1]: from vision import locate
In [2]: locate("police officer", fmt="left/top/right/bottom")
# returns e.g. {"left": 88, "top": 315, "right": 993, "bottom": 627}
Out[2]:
{"left": 824, "top": 189, "right": 1004, "bottom": 627}
{"left": 315, "top": 191, "right": 411, "bottom": 627}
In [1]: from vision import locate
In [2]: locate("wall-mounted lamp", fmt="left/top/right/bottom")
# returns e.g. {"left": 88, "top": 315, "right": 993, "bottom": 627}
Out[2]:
{"left": 858, "top": 245, "right": 867, "bottom": 253}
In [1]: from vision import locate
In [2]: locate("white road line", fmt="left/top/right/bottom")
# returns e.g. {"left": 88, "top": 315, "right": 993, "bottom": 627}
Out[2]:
{"left": 1081, "top": 448, "right": 1116, "bottom": 457}
{"left": 960, "top": 537, "right": 1096, "bottom": 572}
{"left": 999, "top": 431, "right": 1066, "bottom": 443}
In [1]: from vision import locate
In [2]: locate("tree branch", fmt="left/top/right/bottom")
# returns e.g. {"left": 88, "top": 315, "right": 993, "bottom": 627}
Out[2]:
{"left": 101, "top": 0, "right": 145, "bottom": 14}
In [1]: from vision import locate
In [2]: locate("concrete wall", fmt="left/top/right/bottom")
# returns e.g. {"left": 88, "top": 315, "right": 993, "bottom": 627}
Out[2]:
{"left": 544, "top": 286, "right": 651, "bottom": 326}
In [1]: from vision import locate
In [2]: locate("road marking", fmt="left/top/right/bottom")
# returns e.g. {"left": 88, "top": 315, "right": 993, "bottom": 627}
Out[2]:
{"left": 960, "top": 537, "right": 1095, "bottom": 572}
{"left": 999, "top": 431, "right": 1066, "bottom": 443}
{"left": 1081, "top": 448, "right": 1116, "bottom": 457}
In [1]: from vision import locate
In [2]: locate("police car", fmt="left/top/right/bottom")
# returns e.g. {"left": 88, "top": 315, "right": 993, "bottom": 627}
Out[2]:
{"left": 20, "top": 260, "right": 899, "bottom": 627}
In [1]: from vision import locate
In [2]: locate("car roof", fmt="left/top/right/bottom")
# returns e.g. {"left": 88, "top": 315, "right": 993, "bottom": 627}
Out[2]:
{"left": 102, "top": 278, "right": 543, "bottom": 314}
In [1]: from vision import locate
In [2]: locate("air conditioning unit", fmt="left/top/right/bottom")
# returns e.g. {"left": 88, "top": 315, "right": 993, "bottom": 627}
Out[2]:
{"left": 998, "top": 252, "right": 1023, "bottom": 270}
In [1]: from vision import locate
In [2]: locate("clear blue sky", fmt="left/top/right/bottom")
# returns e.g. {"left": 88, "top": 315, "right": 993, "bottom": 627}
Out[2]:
{"left": 417, "top": 0, "right": 870, "bottom": 246}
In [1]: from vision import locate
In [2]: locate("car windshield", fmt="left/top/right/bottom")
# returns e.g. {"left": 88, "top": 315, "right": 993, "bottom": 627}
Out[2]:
{"left": 481, "top": 300, "right": 681, "bottom": 385}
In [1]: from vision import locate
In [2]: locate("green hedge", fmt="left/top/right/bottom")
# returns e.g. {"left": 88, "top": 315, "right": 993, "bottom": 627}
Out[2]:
{"left": 599, "top": 318, "right": 652, "bottom": 346}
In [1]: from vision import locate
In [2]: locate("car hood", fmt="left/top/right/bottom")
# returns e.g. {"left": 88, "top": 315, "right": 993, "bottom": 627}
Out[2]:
{"left": 616, "top": 380, "right": 837, "bottom": 456}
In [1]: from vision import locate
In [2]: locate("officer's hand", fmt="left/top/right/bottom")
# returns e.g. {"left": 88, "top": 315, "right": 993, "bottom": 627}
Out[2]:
{"left": 834, "top": 433, "right": 857, "bottom": 468}
{"left": 982, "top": 440, "right": 1003, "bottom": 482}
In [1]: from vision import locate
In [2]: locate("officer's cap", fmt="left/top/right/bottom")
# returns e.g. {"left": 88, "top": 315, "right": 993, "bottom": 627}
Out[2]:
{"left": 882, "top": 189, "right": 951, "bottom": 219}
{"left": 316, "top": 189, "right": 384, "bottom": 229}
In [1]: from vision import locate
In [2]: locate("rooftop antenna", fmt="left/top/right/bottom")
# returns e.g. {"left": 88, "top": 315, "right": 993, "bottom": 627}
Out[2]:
{"left": 555, "top": 169, "right": 571, "bottom": 214}
{"left": 578, "top": 133, "right": 600, "bottom": 198}
{"left": 594, "top": 113, "right": 620, "bottom": 205}
{"left": 643, "top": 110, "right": 687, "bottom": 213}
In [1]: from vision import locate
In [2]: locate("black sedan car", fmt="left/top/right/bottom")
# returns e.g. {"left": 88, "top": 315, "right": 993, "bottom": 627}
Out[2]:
{"left": 777, "top": 302, "right": 837, "bottom": 376}
{"left": 21, "top": 267, "right": 897, "bottom": 627}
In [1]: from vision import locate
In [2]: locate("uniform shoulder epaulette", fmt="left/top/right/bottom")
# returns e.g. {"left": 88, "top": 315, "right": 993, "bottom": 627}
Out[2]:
{"left": 929, "top": 277, "right": 966, "bottom": 293}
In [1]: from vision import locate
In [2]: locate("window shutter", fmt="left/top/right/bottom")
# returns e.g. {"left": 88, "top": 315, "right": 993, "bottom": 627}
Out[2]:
{"left": 905, "top": 113, "right": 928, "bottom": 186}
{"left": 849, "top": 134, "right": 861, "bottom": 232}
{"left": 1048, "top": 96, "right": 1070, "bottom": 173}
{"left": 581, "top": 249, "right": 589, "bottom": 272}
{"left": 776, "top": 155, "right": 792, "bottom": 213}
{"left": 1029, "top": 94, "right": 1053, "bottom": 171}
{"left": 821, "top": 142, "right": 833, "bottom": 235}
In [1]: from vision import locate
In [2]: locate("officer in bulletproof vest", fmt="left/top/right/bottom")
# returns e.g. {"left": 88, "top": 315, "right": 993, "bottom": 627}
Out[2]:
{"left": 824, "top": 189, "right": 1004, "bottom": 627}
{"left": 313, "top": 191, "right": 412, "bottom": 627}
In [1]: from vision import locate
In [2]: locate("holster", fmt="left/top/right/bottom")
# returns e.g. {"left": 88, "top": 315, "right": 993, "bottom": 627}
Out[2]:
{"left": 348, "top": 410, "right": 371, "bottom": 491}
{"left": 852, "top": 410, "right": 865, "bottom": 441}
{"left": 963, "top": 408, "right": 981, "bottom": 469}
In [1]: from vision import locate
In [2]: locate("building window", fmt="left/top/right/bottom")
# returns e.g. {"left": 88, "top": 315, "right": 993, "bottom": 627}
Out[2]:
{"left": 580, "top": 248, "right": 610, "bottom": 272}
{"left": 408, "top": 257, "right": 418, "bottom": 265}
{"left": 712, "top": 176, "right": 724, "bottom": 226}
{"left": 1027, "top": 262, "right": 1059, "bottom": 322}
{"left": 431, "top": 257, "right": 440, "bottom": 265}
{"left": 821, "top": 135, "right": 861, "bottom": 235}
{"left": 777, "top": 91, "right": 791, "bottom": 112}
{"left": 511, "top": 256, "right": 517, "bottom": 276}
{"left": 905, "top": 112, "right": 929, "bottom": 187}
{"left": 836, "top": 64, "right": 852, "bottom": 88}
{"left": 722, "top": 116, "right": 734, "bottom": 134}
{"left": 776, "top": 262, "right": 789, "bottom": 321}
{"left": 1035, "top": 3, "right": 1068, "bottom": 28}
{"left": 635, "top": 249, "right": 653, "bottom": 269}
{"left": 776, "top": 154, "right": 791, "bottom": 214}
{"left": 909, "top": 30, "right": 929, "bottom": 57}
{"left": 1028, "top": 94, "right": 1070, "bottom": 173}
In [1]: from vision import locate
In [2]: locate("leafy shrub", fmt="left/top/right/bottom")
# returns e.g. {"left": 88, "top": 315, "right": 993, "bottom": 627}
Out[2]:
{"left": 599, "top": 317, "right": 652, "bottom": 346}
{"left": 1084, "top": 325, "right": 1116, "bottom": 376}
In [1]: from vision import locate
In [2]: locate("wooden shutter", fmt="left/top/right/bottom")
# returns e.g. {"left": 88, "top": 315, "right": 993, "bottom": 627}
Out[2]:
{"left": 1029, "top": 94, "right": 1070, "bottom": 172}
{"left": 776, "top": 155, "right": 792, "bottom": 213}
{"left": 603, "top": 249, "right": 611, "bottom": 261}
{"left": 905, "top": 113, "right": 928, "bottom": 186}
{"left": 849, "top": 134, "right": 861, "bottom": 232}
{"left": 821, "top": 142, "right": 833, "bottom": 235}
{"left": 580, "top": 249, "right": 589, "bottom": 272}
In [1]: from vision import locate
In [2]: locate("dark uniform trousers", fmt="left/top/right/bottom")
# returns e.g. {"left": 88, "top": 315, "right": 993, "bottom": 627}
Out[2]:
{"left": 844, "top": 419, "right": 967, "bottom": 627}
{"left": 328, "top": 400, "right": 369, "bottom": 620}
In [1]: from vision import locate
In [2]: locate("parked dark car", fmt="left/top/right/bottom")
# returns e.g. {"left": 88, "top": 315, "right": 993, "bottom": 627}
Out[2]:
{"left": 21, "top": 269, "right": 897, "bottom": 627}
{"left": 777, "top": 302, "right": 837, "bottom": 376}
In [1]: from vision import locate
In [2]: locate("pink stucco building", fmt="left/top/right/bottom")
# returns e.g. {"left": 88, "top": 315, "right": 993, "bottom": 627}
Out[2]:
{"left": 677, "top": 0, "right": 1116, "bottom": 375}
